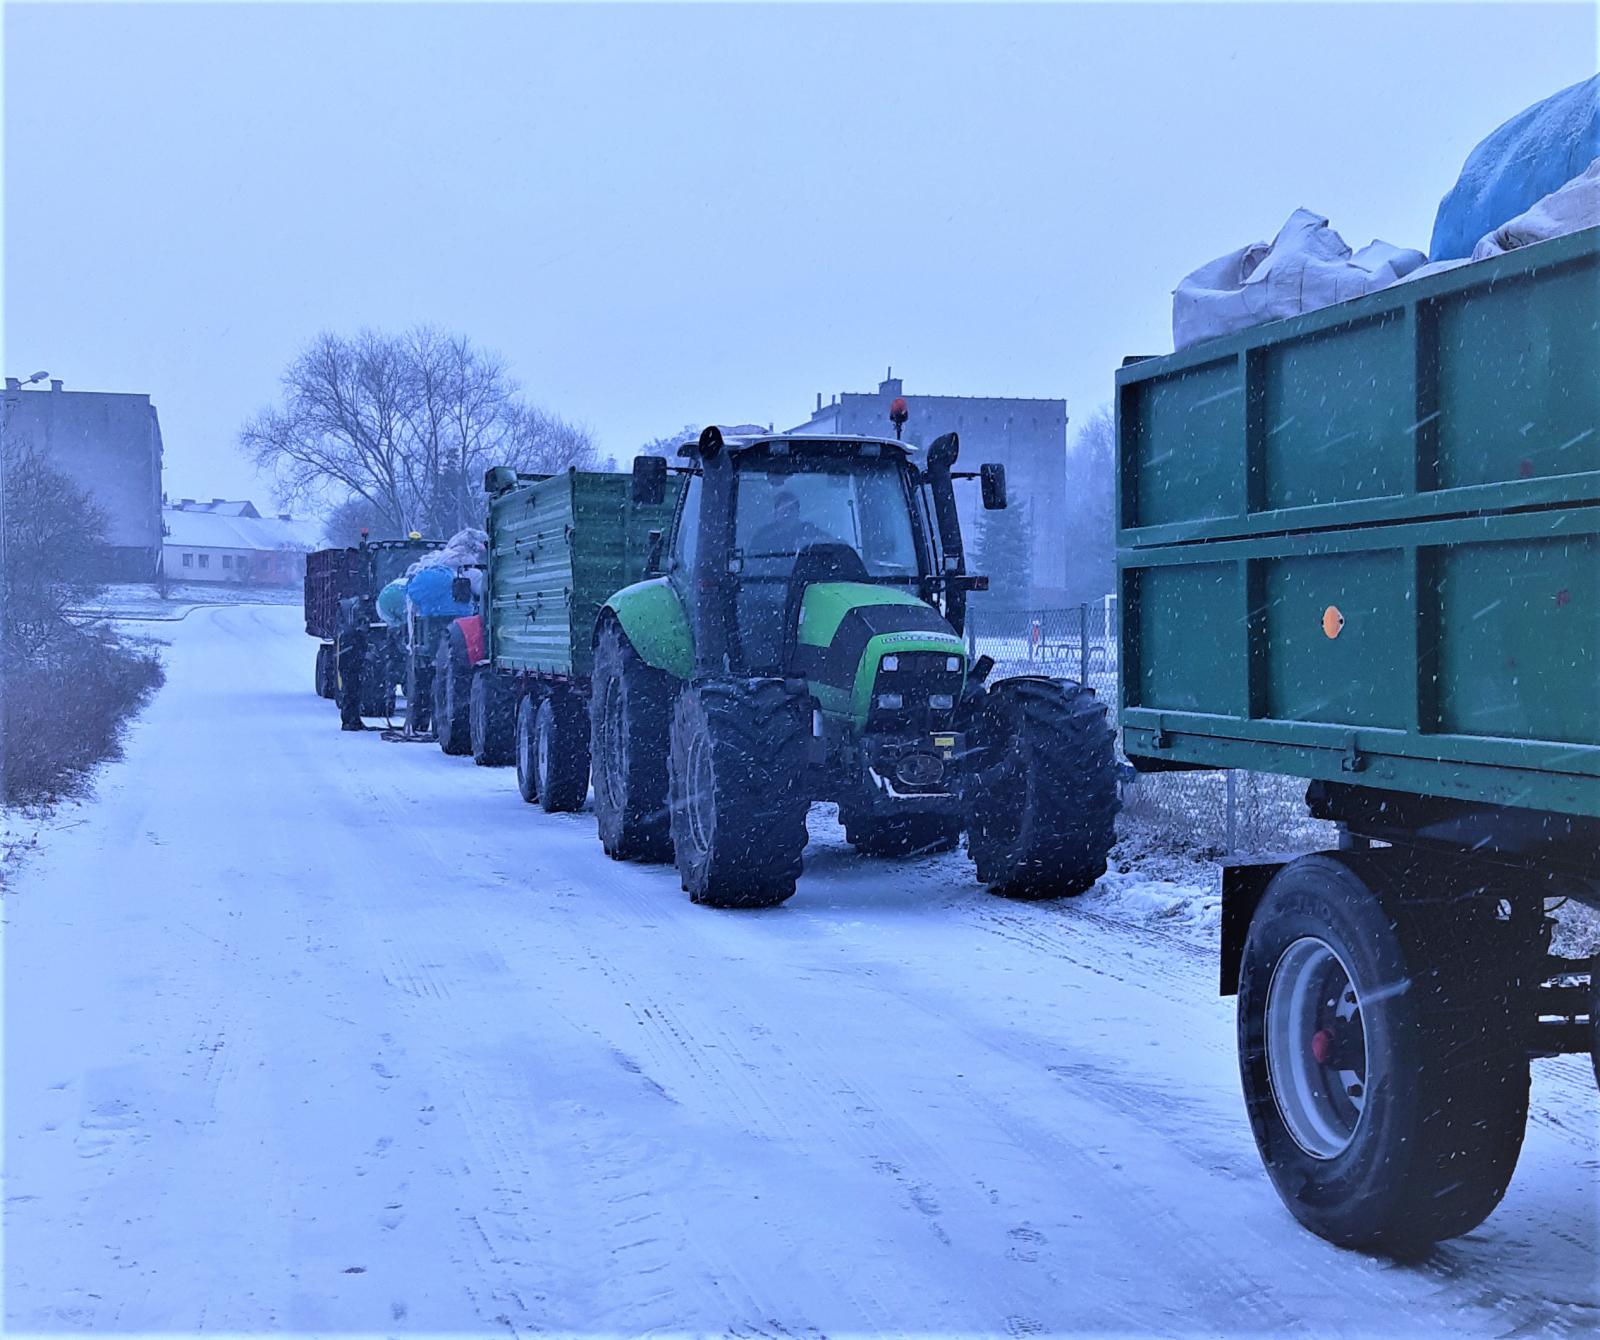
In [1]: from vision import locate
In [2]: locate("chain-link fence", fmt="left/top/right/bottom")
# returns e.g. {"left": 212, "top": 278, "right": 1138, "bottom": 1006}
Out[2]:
{"left": 965, "top": 601, "right": 1337, "bottom": 859}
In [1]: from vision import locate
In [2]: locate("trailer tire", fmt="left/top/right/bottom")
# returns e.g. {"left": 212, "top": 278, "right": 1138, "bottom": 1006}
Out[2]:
{"left": 314, "top": 643, "right": 335, "bottom": 699}
{"left": 590, "top": 621, "right": 673, "bottom": 862}
{"left": 1238, "top": 852, "right": 1531, "bottom": 1254}
{"left": 668, "top": 679, "right": 810, "bottom": 908}
{"left": 514, "top": 693, "right": 541, "bottom": 804}
{"left": 434, "top": 630, "right": 472, "bottom": 756}
{"left": 841, "top": 809, "right": 961, "bottom": 857}
{"left": 536, "top": 692, "right": 591, "bottom": 813}
{"left": 964, "top": 677, "right": 1118, "bottom": 900}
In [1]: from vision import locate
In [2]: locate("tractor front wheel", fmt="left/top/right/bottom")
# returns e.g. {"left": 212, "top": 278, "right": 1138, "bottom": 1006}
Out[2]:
{"left": 964, "top": 677, "right": 1119, "bottom": 900}
{"left": 469, "top": 669, "right": 515, "bottom": 767}
{"left": 434, "top": 630, "right": 472, "bottom": 756}
{"left": 668, "top": 679, "right": 810, "bottom": 908}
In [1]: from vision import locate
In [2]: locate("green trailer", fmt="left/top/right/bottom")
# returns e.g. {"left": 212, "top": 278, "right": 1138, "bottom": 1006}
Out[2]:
{"left": 429, "top": 467, "right": 681, "bottom": 801}
{"left": 1117, "top": 226, "right": 1599, "bottom": 1253}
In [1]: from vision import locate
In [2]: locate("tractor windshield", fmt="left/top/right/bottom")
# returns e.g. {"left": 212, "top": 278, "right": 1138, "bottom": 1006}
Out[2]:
{"left": 733, "top": 455, "right": 922, "bottom": 580}
{"left": 728, "top": 451, "right": 926, "bottom": 671}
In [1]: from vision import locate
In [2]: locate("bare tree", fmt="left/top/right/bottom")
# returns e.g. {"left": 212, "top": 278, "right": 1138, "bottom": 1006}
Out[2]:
{"left": 2, "top": 432, "right": 109, "bottom": 641}
{"left": 637, "top": 423, "right": 701, "bottom": 458}
{"left": 243, "top": 327, "right": 600, "bottom": 540}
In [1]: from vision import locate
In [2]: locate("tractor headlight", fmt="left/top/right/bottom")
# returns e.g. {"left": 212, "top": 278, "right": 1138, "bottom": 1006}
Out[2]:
{"left": 946, "top": 656, "right": 962, "bottom": 673}
{"left": 929, "top": 693, "right": 954, "bottom": 711}
{"left": 881, "top": 655, "right": 899, "bottom": 672}
{"left": 876, "top": 693, "right": 904, "bottom": 711}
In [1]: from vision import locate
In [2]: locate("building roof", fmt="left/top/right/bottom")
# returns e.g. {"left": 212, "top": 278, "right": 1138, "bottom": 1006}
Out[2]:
{"left": 163, "top": 506, "right": 322, "bottom": 552}
{"left": 170, "top": 498, "right": 260, "bottom": 517}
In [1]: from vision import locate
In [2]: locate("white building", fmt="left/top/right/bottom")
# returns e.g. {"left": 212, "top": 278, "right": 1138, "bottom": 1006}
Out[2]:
{"left": 162, "top": 500, "right": 322, "bottom": 586}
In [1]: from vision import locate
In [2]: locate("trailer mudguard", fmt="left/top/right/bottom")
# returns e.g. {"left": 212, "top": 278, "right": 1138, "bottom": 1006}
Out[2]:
{"left": 602, "top": 578, "right": 694, "bottom": 681}
{"left": 452, "top": 614, "right": 486, "bottom": 667}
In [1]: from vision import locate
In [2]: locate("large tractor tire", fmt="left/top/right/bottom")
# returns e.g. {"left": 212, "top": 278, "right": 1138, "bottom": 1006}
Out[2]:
{"left": 514, "top": 693, "right": 541, "bottom": 804}
{"left": 535, "top": 692, "right": 591, "bottom": 813}
{"left": 434, "top": 630, "right": 472, "bottom": 756}
{"left": 469, "top": 668, "right": 515, "bottom": 767}
{"left": 668, "top": 678, "right": 810, "bottom": 908}
{"left": 314, "top": 643, "right": 335, "bottom": 699}
{"left": 964, "top": 677, "right": 1118, "bottom": 900}
{"left": 359, "top": 636, "right": 396, "bottom": 719}
{"left": 1238, "top": 852, "right": 1532, "bottom": 1254}
{"left": 841, "top": 809, "right": 961, "bottom": 857}
{"left": 590, "top": 621, "right": 674, "bottom": 862}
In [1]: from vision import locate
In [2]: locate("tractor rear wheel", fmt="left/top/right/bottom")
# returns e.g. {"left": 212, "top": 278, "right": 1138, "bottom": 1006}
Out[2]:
{"left": 841, "top": 809, "right": 961, "bottom": 857}
{"left": 590, "top": 621, "right": 673, "bottom": 861}
{"left": 668, "top": 679, "right": 810, "bottom": 908}
{"left": 470, "top": 668, "right": 515, "bottom": 767}
{"left": 536, "top": 692, "right": 591, "bottom": 813}
{"left": 964, "top": 677, "right": 1118, "bottom": 900}
{"left": 1238, "top": 852, "right": 1532, "bottom": 1253}
{"left": 434, "top": 630, "right": 472, "bottom": 756}
{"left": 314, "top": 643, "right": 335, "bottom": 699}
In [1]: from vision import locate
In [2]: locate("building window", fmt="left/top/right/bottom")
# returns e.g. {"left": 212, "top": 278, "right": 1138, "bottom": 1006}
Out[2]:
{"left": 198, "top": 554, "right": 209, "bottom": 570}
{"left": 182, "top": 553, "right": 193, "bottom": 568}
{"left": 222, "top": 554, "right": 232, "bottom": 569}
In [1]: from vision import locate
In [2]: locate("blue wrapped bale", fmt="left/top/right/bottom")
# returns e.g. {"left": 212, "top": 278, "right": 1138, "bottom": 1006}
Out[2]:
{"left": 1431, "top": 75, "right": 1600, "bottom": 261}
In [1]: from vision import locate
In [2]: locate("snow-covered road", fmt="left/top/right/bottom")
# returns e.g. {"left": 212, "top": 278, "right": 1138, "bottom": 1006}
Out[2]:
{"left": 6, "top": 605, "right": 1597, "bottom": 1335}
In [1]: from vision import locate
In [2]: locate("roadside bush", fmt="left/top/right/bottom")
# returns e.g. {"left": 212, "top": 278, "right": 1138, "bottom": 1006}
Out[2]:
{"left": 2, "top": 625, "right": 165, "bottom": 808}
{"left": 2, "top": 435, "right": 166, "bottom": 808}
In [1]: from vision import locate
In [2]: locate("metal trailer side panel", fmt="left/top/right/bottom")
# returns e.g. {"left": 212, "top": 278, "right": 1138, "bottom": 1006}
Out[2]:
{"left": 1115, "top": 227, "right": 1600, "bottom": 549}
{"left": 485, "top": 470, "right": 680, "bottom": 679}
{"left": 1115, "top": 228, "right": 1600, "bottom": 822}
{"left": 303, "top": 547, "right": 363, "bottom": 640}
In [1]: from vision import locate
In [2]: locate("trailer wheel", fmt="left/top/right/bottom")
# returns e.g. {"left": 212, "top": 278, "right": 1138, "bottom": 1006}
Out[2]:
{"left": 515, "top": 693, "right": 541, "bottom": 804}
{"left": 470, "top": 668, "right": 515, "bottom": 767}
{"left": 536, "top": 692, "right": 591, "bottom": 813}
{"left": 590, "top": 621, "right": 673, "bottom": 861}
{"left": 314, "top": 643, "right": 335, "bottom": 699}
{"left": 1238, "top": 852, "right": 1531, "bottom": 1254}
{"left": 668, "top": 679, "right": 810, "bottom": 908}
{"left": 841, "top": 809, "right": 961, "bottom": 857}
{"left": 434, "top": 630, "right": 472, "bottom": 756}
{"left": 964, "top": 677, "right": 1119, "bottom": 900}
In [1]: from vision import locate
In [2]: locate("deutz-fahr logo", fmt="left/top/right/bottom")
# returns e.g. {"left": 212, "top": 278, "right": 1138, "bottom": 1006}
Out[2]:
{"left": 877, "top": 632, "right": 963, "bottom": 649}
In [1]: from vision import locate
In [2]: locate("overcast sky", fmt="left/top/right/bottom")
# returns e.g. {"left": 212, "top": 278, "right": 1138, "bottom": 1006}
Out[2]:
{"left": 5, "top": 3, "right": 1596, "bottom": 507}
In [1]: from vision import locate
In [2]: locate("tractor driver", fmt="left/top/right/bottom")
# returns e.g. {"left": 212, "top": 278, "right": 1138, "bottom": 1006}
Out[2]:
{"left": 750, "top": 487, "right": 838, "bottom": 560}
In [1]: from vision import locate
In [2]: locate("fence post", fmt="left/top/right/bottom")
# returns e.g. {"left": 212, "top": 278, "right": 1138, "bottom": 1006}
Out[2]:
{"left": 967, "top": 609, "right": 977, "bottom": 661}
{"left": 1078, "top": 603, "right": 1089, "bottom": 685}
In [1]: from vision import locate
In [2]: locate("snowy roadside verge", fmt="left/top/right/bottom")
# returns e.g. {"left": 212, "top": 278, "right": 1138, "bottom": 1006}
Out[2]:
{"left": 68, "top": 581, "right": 300, "bottom": 623}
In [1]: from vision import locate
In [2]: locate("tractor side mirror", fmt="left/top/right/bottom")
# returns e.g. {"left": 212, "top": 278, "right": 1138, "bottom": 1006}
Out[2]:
{"left": 451, "top": 575, "right": 473, "bottom": 605}
{"left": 632, "top": 454, "right": 667, "bottom": 506}
{"left": 981, "top": 463, "right": 1008, "bottom": 510}
{"left": 644, "top": 529, "right": 664, "bottom": 576}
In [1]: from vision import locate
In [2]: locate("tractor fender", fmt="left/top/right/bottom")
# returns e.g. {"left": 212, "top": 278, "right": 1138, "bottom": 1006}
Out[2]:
{"left": 601, "top": 578, "right": 694, "bottom": 681}
{"left": 451, "top": 614, "right": 486, "bottom": 667}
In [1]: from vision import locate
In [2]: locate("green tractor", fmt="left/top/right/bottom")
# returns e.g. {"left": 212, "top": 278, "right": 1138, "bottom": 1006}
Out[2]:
{"left": 589, "top": 425, "right": 1119, "bottom": 908}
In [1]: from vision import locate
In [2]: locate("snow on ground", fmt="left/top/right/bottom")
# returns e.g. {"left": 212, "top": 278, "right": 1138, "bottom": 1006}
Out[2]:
{"left": 4, "top": 604, "right": 1596, "bottom": 1336}
{"left": 70, "top": 581, "right": 301, "bottom": 622}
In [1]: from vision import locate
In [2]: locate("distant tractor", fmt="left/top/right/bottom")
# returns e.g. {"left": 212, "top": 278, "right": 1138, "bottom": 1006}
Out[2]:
{"left": 587, "top": 426, "right": 1121, "bottom": 908}
{"left": 304, "top": 536, "right": 443, "bottom": 723}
